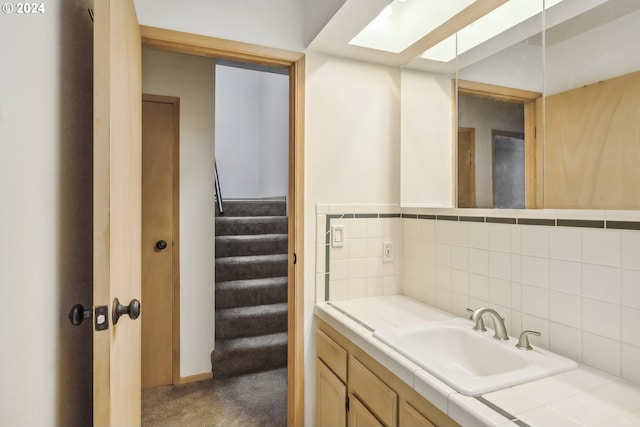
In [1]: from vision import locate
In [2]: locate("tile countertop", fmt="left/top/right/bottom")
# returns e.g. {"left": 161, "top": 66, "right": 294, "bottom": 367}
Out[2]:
{"left": 314, "top": 295, "right": 640, "bottom": 427}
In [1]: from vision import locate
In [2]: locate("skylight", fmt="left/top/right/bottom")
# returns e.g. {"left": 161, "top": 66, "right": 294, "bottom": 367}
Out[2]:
{"left": 422, "top": 0, "right": 564, "bottom": 62}
{"left": 349, "top": 0, "right": 477, "bottom": 53}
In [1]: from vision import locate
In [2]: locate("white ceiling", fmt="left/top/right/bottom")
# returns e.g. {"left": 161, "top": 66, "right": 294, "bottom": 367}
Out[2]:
{"left": 306, "top": 0, "right": 640, "bottom": 80}
{"left": 133, "top": 0, "right": 346, "bottom": 53}
{"left": 133, "top": 0, "right": 640, "bottom": 93}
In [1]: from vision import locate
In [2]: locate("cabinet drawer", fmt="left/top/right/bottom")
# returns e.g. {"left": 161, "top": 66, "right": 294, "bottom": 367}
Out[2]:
{"left": 316, "top": 329, "right": 347, "bottom": 382}
{"left": 349, "top": 355, "right": 398, "bottom": 427}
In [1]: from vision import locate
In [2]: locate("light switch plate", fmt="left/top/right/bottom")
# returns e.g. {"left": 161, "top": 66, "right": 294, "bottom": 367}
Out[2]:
{"left": 331, "top": 225, "right": 344, "bottom": 247}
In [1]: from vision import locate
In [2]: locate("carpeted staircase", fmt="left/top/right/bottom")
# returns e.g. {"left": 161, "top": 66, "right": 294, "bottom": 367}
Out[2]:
{"left": 211, "top": 200, "right": 288, "bottom": 378}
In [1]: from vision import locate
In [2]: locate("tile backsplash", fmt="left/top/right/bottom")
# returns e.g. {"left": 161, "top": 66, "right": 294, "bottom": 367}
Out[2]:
{"left": 316, "top": 204, "right": 640, "bottom": 387}
{"left": 315, "top": 204, "right": 403, "bottom": 302}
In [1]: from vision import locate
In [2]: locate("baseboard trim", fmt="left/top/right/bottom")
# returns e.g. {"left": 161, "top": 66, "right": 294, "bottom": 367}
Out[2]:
{"left": 179, "top": 371, "right": 213, "bottom": 384}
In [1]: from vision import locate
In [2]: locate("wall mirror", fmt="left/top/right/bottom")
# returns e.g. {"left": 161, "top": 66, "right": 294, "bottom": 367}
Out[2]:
{"left": 455, "top": 0, "right": 545, "bottom": 209}
{"left": 455, "top": 0, "right": 640, "bottom": 209}
{"left": 543, "top": 0, "right": 640, "bottom": 209}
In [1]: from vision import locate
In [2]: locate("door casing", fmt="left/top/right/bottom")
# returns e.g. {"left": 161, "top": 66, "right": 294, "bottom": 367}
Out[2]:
{"left": 457, "top": 127, "right": 476, "bottom": 208}
{"left": 140, "top": 26, "right": 305, "bottom": 426}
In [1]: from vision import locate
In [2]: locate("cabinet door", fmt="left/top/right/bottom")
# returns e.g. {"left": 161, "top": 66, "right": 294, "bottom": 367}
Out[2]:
{"left": 316, "top": 359, "right": 347, "bottom": 427}
{"left": 400, "top": 401, "right": 436, "bottom": 427}
{"left": 349, "top": 356, "right": 398, "bottom": 427}
{"left": 348, "top": 393, "right": 384, "bottom": 427}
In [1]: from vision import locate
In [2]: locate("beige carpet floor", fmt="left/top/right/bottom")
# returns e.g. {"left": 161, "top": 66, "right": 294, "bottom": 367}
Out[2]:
{"left": 142, "top": 368, "right": 287, "bottom": 427}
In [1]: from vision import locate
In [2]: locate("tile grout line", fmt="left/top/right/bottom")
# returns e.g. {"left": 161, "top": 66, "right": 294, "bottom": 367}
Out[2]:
{"left": 475, "top": 396, "right": 532, "bottom": 427}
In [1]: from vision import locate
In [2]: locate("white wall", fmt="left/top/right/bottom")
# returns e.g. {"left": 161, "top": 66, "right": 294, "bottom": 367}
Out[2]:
{"left": 259, "top": 71, "right": 290, "bottom": 199}
{"left": 305, "top": 53, "right": 401, "bottom": 205}
{"left": 215, "top": 66, "right": 289, "bottom": 200}
{"left": 134, "top": 0, "right": 305, "bottom": 52}
{"left": 133, "top": 0, "right": 347, "bottom": 52}
{"left": 142, "top": 48, "right": 215, "bottom": 377}
{"left": 304, "top": 52, "right": 401, "bottom": 426}
{"left": 459, "top": 42, "right": 544, "bottom": 93}
{"left": 545, "top": 9, "right": 640, "bottom": 95}
{"left": 303, "top": 0, "right": 347, "bottom": 47}
{"left": 400, "top": 69, "right": 454, "bottom": 208}
{"left": 0, "top": 1, "right": 93, "bottom": 425}
{"left": 215, "top": 66, "right": 261, "bottom": 198}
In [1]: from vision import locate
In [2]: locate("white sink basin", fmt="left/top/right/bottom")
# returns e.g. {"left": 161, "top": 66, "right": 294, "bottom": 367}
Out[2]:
{"left": 373, "top": 318, "right": 578, "bottom": 396}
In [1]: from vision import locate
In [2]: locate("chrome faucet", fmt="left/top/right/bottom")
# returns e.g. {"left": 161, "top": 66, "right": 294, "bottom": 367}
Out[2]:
{"left": 470, "top": 307, "right": 509, "bottom": 340}
{"left": 516, "top": 330, "right": 541, "bottom": 350}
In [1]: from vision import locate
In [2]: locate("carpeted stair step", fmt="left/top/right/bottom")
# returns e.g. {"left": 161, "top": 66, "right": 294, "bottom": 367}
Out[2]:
{"left": 216, "top": 277, "right": 287, "bottom": 309}
{"left": 211, "top": 332, "right": 287, "bottom": 378}
{"left": 216, "top": 200, "right": 286, "bottom": 217}
{"left": 216, "top": 216, "right": 288, "bottom": 236}
{"left": 216, "top": 302, "right": 288, "bottom": 339}
{"left": 215, "top": 234, "right": 288, "bottom": 258}
{"left": 215, "top": 254, "right": 288, "bottom": 282}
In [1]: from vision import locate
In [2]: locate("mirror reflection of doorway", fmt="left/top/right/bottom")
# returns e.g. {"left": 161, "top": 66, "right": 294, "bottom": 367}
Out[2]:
{"left": 492, "top": 130, "right": 525, "bottom": 208}
{"left": 457, "top": 91, "right": 528, "bottom": 208}
{"left": 457, "top": 127, "right": 476, "bottom": 208}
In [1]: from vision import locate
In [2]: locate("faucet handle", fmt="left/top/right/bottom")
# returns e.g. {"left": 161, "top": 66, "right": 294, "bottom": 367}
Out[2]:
{"left": 466, "top": 308, "right": 486, "bottom": 331}
{"left": 516, "top": 330, "right": 541, "bottom": 350}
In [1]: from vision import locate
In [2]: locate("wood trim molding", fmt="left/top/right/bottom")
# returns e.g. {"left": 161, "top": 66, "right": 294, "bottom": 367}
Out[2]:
{"left": 140, "top": 25, "right": 303, "bottom": 66}
{"left": 458, "top": 79, "right": 541, "bottom": 103}
{"left": 140, "top": 26, "right": 305, "bottom": 426}
{"left": 451, "top": 79, "right": 458, "bottom": 208}
{"left": 180, "top": 371, "right": 213, "bottom": 384}
{"left": 288, "top": 54, "right": 305, "bottom": 427}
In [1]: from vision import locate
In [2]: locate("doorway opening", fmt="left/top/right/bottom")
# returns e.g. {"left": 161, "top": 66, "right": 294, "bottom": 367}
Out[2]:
{"left": 139, "top": 27, "right": 305, "bottom": 426}
{"left": 211, "top": 60, "right": 290, "bottom": 379}
{"left": 492, "top": 130, "right": 525, "bottom": 208}
{"left": 457, "top": 80, "right": 542, "bottom": 208}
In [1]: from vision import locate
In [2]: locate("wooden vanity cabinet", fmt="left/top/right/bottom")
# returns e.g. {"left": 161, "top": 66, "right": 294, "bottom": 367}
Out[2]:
{"left": 315, "top": 318, "right": 460, "bottom": 427}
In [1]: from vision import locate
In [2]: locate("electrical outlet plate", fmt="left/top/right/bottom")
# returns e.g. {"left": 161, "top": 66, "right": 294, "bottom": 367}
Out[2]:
{"left": 383, "top": 241, "right": 393, "bottom": 262}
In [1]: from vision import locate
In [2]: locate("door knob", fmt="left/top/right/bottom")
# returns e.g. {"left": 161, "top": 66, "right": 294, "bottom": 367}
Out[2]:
{"left": 68, "top": 304, "right": 92, "bottom": 326}
{"left": 112, "top": 297, "right": 141, "bottom": 324}
{"left": 155, "top": 240, "right": 168, "bottom": 250}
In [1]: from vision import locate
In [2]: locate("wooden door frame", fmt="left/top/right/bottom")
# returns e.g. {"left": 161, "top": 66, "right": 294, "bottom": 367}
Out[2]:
{"left": 140, "top": 26, "right": 305, "bottom": 426}
{"left": 457, "top": 79, "right": 542, "bottom": 208}
{"left": 457, "top": 127, "right": 476, "bottom": 208}
{"left": 141, "top": 94, "right": 181, "bottom": 387}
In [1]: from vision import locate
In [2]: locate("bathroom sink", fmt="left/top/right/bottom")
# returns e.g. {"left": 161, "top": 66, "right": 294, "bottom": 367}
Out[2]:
{"left": 373, "top": 318, "right": 578, "bottom": 396}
